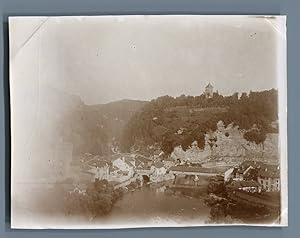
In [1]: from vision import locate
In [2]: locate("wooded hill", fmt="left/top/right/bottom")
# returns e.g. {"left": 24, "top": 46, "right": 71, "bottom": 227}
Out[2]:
{"left": 120, "top": 89, "right": 278, "bottom": 155}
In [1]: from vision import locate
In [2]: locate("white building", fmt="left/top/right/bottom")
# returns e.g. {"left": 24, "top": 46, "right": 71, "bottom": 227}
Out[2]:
{"left": 150, "top": 161, "right": 167, "bottom": 182}
{"left": 257, "top": 166, "right": 280, "bottom": 192}
{"left": 112, "top": 157, "right": 135, "bottom": 178}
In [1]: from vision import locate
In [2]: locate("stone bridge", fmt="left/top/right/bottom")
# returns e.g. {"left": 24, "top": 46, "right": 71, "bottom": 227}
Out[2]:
{"left": 168, "top": 165, "right": 220, "bottom": 177}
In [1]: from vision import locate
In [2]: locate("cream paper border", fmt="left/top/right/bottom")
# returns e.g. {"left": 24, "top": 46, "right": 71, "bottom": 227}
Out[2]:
{"left": 9, "top": 15, "right": 288, "bottom": 228}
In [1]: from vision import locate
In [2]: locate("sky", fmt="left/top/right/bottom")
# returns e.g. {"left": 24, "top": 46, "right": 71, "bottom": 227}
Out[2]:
{"left": 10, "top": 15, "right": 284, "bottom": 105}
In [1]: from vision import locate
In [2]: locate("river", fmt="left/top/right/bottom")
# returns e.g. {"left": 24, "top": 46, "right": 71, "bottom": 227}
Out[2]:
{"left": 12, "top": 179, "right": 211, "bottom": 228}
{"left": 94, "top": 184, "right": 211, "bottom": 227}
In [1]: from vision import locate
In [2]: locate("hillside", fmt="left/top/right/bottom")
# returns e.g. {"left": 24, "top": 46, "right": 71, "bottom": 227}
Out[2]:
{"left": 16, "top": 85, "right": 148, "bottom": 180}
{"left": 120, "top": 89, "right": 278, "bottom": 156}
{"left": 61, "top": 99, "right": 148, "bottom": 156}
{"left": 24, "top": 87, "right": 278, "bottom": 180}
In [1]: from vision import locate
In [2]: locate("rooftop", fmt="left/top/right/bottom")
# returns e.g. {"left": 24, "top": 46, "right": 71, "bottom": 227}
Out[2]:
{"left": 205, "top": 83, "right": 213, "bottom": 89}
{"left": 257, "top": 169, "right": 280, "bottom": 179}
{"left": 135, "top": 155, "right": 152, "bottom": 163}
{"left": 240, "top": 161, "right": 280, "bottom": 178}
{"left": 169, "top": 165, "right": 218, "bottom": 173}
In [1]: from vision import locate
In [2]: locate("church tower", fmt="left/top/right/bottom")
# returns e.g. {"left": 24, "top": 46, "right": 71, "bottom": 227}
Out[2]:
{"left": 204, "top": 83, "right": 214, "bottom": 98}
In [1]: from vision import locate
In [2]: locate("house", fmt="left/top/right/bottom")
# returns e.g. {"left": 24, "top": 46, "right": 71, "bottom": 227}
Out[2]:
{"left": 134, "top": 155, "right": 153, "bottom": 178}
{"left": 240, "top": 161, "right": 280, "bottom": 192}
{"left": 106, "top": 164, "right": 132, "bottom": 183}
{"left": 135, "top": 155, "right": 153, "bottom": 168}
{"left": 230, "top": 180, "right": 262, "bottom": 193}
{"left": 150, "top": 161, "right": 167, "bottom": 182}
{"left": 225, "top": 160, "right": 280, "bottom": 192}
{"left": 152, "top": 161, "right": 166, "bottom": 174}
{"left": 224, "top": 167, "right": 235, "bottom": 182}
{"left": 112, "top": 157, "right": 135, "bottom": 177}
{"left": 257, "top": 166, "right": 280, "bottom": 192}
{"left": 224, "top": 161, "right": 263, "bottom": 182}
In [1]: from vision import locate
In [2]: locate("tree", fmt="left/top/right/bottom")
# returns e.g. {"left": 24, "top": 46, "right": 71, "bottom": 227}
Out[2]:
{"left": 120, "top": 89, "right": 278, "bottom": 153}
{"left": 64, "top": 179, "right": 124, "bottom": 218}
{"left": 243, "top": 128, "right": 267, "bottom": 145}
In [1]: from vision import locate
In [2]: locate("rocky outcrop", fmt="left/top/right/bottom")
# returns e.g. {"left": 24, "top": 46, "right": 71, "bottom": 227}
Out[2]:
{"left": 170, "top": 121, "right": 279, "bottom": 164}
{"left": 208, "top": 121, "right": 278, "bottom": 161}
{"left": 170, "top": 141, "right": 210, "bottom": 163}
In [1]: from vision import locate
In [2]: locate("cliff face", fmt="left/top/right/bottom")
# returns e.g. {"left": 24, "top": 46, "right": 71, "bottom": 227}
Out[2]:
{"left": 170, "top": 142, "right": 210, "bottom": 163}
{"left": 209, "top": 121, "right": 279, "bottom": 161}
{"left": 170, "top": 121, "right": 279, "bottom": 164}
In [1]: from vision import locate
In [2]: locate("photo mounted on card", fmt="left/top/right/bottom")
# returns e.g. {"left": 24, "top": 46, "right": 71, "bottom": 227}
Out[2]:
{"left": 9, "top": 15, "right": 287, "bottom": 228}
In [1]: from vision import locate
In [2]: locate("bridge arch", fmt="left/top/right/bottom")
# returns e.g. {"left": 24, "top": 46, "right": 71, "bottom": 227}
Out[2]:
{"left": 142, "top": 175, "right": 150, "bottom": 183}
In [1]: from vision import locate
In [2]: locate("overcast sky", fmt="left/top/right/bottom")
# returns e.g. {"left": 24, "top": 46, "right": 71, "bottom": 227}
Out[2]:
{"left": 10, "top": 15, "right": 284, "bottom": 104}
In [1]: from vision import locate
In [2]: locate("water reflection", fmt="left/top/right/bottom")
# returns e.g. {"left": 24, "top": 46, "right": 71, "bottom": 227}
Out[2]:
{"left": 95, "top": 184, "right": 211, "bottom": 226}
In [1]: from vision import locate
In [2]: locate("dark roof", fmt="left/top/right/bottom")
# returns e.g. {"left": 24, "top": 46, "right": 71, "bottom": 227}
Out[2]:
{"left": 240, "top": 161, "right": 280, "bottom": 178}
{"left": 231, "top": 180, "right": 261, "bottom": 188}
{"left": 169, "top": 165, "right": 217, "bottom": 173}
{"left": 257, "top": 168, "right": 280, "bottom": 178}
{"left": 124, "top": 158, "right": 135, "bottom": 166}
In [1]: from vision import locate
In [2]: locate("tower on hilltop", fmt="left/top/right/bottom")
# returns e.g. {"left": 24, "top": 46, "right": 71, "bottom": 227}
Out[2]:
{"left": 204, "top": 83, "right": 213, "bottom": 98}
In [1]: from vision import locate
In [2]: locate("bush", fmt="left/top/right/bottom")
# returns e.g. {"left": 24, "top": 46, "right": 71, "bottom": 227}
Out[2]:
{"left": 64, "top": 180, "right": 124, "bottom": 218}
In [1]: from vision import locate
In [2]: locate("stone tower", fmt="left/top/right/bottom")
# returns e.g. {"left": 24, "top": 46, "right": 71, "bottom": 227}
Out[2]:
{"left": 204, "top": 83, "right": 213, "bottom": 98}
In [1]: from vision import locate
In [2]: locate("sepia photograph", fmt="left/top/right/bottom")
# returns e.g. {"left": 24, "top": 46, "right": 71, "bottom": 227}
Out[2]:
{"left": 9, "top": 15, "right": 287, "bottom": 228}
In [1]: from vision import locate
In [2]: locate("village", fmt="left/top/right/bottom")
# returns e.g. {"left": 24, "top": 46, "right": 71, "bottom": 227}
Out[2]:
{"left": 61, "top": 84, "right": 281, "bottom": 219}
{"left": 65, "top": 140, "right": 280, "bottom": 208}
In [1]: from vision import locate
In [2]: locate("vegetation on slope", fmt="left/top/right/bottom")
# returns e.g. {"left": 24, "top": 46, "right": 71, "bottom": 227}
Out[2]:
{"left": 61, "top": 99, "right": 147, "bottom": 156}
{"left": 120, "top": 89, "right": 278, "bottom": 154}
